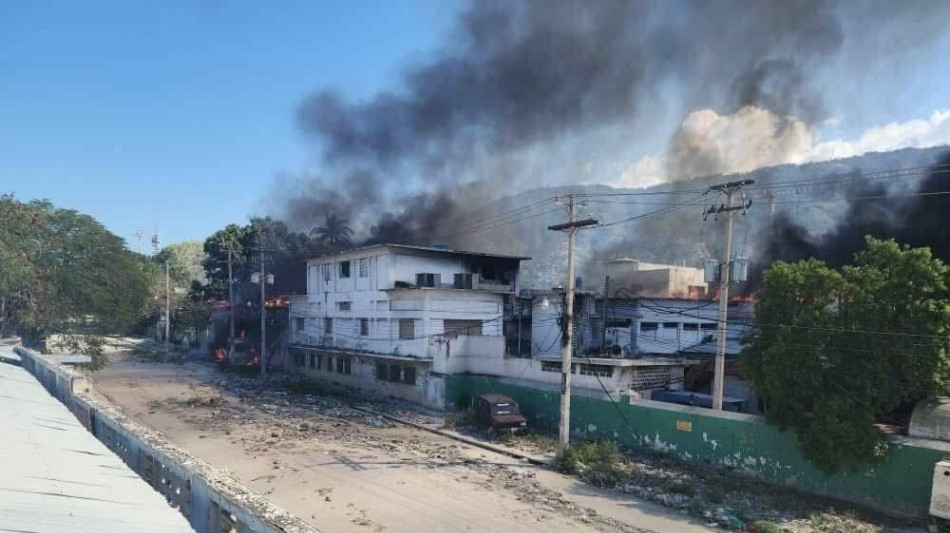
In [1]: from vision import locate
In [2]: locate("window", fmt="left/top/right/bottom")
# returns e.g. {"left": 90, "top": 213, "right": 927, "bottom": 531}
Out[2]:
{"left": 360, "top": 318, "right": 369, "bottom": 336}
{"left": 376, "top": 363, "right": 416, "bottom": 385}
{"left": 324, "top": 317, "right": 333, "bottom": 334}
{"left": 579, "top": 364, "right": 613, "bottom": 378}
{"left": 683, "top": 323, "right": 699, "bottom": 331}
{"left": 640, "top": 322, "right": 658, "bottom": 332}
{"left": 316, "top": 354, "right": 323, "bottom": 371}
{"left": 321, "top": 264, "right": 331, "bottom": 284}
{"left": 294, "top": 317, "right": 305, "bottom": 333}
{"left": 663, "top": 322, "right": 678, "bottom": 329}
{"left": 337, "top": 301, "right": 351, "bottom": 311}
{"left": 336, "top": 356, "right": 351, "bottom": 375}
{"left": 308, "top": 353, "right": 316, "bottom": 369}
{"left": 606, "top": 319, "right": 631, "bottom": 328}
{"left": 399, "top": 319, "right": 415, "bottom": 339}
{"left": 358, "top": 257, "right": 368, "bottom": 278}
{"left": 293, "top": 349, "right": 305, "bottom": 367}
{"left": 444, "top": 319, "right": 482, "bottom": 336}
{"left": 403, "top": 366, "right": 416, "bottom": 385}
{"left": 701, "top": 323, "right": 717, "bottom": 331}
{"left": 340, "top": 261, "right": 351, "bottom": 278}
{"left": 541, "top": 361, "right": 576, "bottom": 373}
{"left": 326, "top": 356, "right": 333, "bottom": 372}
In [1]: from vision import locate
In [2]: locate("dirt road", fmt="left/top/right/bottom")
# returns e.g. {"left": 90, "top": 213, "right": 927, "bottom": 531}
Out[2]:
{"left": 87, "top": 356, "right": 713, "bottom": 533}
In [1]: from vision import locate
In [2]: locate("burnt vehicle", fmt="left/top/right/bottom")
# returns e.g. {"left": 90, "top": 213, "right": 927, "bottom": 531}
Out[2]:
{"left": 475, "top": 394, "right": 528, "bottom": 435}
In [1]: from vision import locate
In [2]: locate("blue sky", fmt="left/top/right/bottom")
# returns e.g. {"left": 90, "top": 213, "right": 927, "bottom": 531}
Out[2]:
{"left": 0, "top": 1, "right": 457, "bottom": 248}
{"left": 2, "top": 1, "right": 950, "bottom": 248}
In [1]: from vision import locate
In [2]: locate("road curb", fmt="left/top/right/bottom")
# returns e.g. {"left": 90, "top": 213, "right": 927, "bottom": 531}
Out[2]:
{"left": 348, "top": 404, "right": 549, "bottom": 466}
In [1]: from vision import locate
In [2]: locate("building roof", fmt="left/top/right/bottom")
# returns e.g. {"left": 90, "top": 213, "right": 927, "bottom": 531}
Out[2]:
{"left": 306, "top": 243, "right": 531, "bottom": 262}
{"left": 0, "top": 347, "right": 193, "bottom": 533}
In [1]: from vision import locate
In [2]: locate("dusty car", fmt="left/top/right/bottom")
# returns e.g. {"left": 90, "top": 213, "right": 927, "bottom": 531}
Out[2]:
{"left": 475, "top": 394, "right": 528, "bottom": 434}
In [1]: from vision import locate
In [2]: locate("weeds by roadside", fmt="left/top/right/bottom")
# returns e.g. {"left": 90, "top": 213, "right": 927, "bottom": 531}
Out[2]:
{"left": 540, "top": 437, "right": 917, "bottom": 532}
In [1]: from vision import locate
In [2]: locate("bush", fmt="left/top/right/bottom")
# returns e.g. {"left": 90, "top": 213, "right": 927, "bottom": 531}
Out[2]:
{"left": 753, "top": 521, "right": 782, "bottom": 533}
{"left": 554, "top": 441, "right": 626, "bottom": 486}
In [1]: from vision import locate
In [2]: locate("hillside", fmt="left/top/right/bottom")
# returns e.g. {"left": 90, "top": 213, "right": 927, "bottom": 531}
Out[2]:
{"left": 455, "top": 146, "right": 950, "bottom": 289}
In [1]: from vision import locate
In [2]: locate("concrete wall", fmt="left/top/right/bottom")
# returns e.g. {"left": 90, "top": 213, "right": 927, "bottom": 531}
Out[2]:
{"left": 445, "top": 374, "right": 950, "bottom": 517}
{"left": 290, "top": 348, "right": 443, "bottom": 409}
{"left": 14, "top": 347, "right": 321, "bottom": 533}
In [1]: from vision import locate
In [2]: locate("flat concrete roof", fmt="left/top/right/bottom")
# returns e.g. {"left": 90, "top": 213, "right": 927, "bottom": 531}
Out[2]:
{"left": 305, "top": 243, "right": 531, "bottom": 263}
{"left": 0, "top": 346, "right": 193, "bottom": 533}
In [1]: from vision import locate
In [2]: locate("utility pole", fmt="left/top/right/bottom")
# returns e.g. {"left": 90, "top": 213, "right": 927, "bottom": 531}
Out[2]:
{"left": 260, "top": 246, "right": 267, "bottom": 378}
{"left": 706, "top": 180, "right": 753, "bottom": 411}
{"left": 548, "top": 195, "right": 598, "bottom": 448}
{"left": 165, "top": 260, "right": 171, "bottom": 355}
{"left": 227, "top": 245, "right": 235, "bottom": 354}
{"left": 601, "top": 274, "right": 610, "bottom": 355}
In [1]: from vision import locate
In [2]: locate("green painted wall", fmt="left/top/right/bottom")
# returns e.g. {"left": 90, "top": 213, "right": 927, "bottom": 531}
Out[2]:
{"left": 445, "top": 375, "right": 946, "bottom": 517}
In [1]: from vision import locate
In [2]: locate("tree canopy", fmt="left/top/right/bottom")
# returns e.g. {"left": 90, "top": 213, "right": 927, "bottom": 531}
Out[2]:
{"left": 742, "top": 237, "right": 950, "bottom": 473}
{"left": 0, "top": 195, "right": 152, "bottom": 341}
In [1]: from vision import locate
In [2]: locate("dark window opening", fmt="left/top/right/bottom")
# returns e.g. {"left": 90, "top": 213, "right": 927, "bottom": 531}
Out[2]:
{"left": 340, "top": 261, "right": 351, "bottom": 278}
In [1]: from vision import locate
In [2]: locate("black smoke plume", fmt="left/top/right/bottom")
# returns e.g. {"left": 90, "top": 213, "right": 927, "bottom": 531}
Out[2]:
{"left": 756, "top": 151, "right": 950, "bottom": 272}
{"left": 277, "top": 0, "right": 950, "bottom": 248}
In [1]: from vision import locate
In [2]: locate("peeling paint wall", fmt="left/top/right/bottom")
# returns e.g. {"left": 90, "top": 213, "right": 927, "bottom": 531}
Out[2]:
{"left": 445, "top": 375, "right": 950, "bottom": 517}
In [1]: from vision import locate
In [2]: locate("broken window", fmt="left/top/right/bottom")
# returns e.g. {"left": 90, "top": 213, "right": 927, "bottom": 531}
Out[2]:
{"left": 399, "top": 319, "right": 415, "bottom": 339}
{"left": 358, "top": 257, "right": 368, "bottom": 278}
{"left": 340, "top": 260, "right": 351, "bottom": 278}
{"left": 360, "top": 318, "right": 369, "bottom": 336}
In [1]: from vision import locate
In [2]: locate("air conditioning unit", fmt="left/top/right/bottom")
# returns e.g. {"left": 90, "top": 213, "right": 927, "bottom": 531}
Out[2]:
{"left": 416, "top": 273, "right": 440, "bottom": 288}
{"left": 454, "top": 273, "right": 475, "bottom": 289}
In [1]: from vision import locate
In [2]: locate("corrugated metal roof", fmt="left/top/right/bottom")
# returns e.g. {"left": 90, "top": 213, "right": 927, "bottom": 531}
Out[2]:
{"left": 0, "top": 346, "right": 194, "bottom": 533}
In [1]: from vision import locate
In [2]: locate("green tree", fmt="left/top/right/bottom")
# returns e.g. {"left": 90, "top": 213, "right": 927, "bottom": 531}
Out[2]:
{"left": 0, "top": 196, "right": 152, "bottom": 343}
{"left": 310, "top": 213, "right": 352, "bottom": 247}
{"left": 742, "top": 237, "right": 950, "bottom": 473}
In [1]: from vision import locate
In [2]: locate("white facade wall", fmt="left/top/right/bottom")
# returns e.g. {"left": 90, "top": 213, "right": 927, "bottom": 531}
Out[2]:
{"left": 291, "top": 247, "right": 508, "bottom": 360}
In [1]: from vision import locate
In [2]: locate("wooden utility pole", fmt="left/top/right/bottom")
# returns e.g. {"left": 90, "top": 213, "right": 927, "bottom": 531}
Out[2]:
{"left": 165, "top": 261, "right": 171, "bottom": 355}
{"left": 601, "top": 274, "right": 610, "bottom": 355}
{"left": 548, "top": 195, "right": 598, "bottom": 448}
{"left": 227, "top": 245, "right": 235, "bottom": 355}
{"left": 706, "top": 180, "right": 753, "bottom": 411}
{"left": 260, "top": 247, "right": 267, "bottom": 378}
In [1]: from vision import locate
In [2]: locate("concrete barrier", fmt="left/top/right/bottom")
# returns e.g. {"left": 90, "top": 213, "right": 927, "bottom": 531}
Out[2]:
{"left": 14, "top": 347, "right": 321, "bottom": 533}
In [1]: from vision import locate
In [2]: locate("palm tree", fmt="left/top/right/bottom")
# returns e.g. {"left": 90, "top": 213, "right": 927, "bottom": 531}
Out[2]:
{"left": 310, "top": 213, "right": 353, "bottom": 247}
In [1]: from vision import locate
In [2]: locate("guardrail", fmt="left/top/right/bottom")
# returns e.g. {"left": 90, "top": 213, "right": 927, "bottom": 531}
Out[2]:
{"left": 14, "top": 346, "right": 321, "bottom": 533}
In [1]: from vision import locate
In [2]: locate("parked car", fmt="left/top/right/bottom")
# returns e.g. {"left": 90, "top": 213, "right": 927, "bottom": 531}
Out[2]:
{"left": 475, "top": 394, "right": 528, "bottom": 435}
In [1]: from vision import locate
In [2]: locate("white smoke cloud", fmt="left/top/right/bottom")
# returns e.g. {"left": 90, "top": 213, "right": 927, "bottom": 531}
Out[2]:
{"left": 613, "top": 108, "right": 950, "bottom": 188}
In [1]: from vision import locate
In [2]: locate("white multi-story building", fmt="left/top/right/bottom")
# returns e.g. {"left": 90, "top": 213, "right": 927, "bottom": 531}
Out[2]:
{"left": 285, "top": 244, "right": 528, "bottom": 408}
